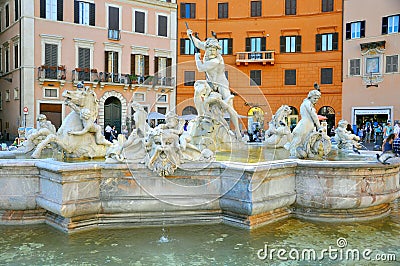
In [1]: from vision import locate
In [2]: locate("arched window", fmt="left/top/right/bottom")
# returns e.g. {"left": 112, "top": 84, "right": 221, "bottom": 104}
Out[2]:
{"left": 182, "top": 106, "right": 198, "bottom": 115}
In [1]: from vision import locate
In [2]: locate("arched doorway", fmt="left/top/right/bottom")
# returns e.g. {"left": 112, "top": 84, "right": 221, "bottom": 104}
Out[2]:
{"left": 182, "top": 106, "right": 198, "bottom": 115}
{"left": 318, "top": 106, "right": 335, "bottom": 135}
{"left": 287, "top": 106, "right": 299, "bottom": 131}
{"left": 104, "top": 97, "right": 122, "bottom": 134}
{"left": 247, "top": 107, "right": 264, "bottom": 133}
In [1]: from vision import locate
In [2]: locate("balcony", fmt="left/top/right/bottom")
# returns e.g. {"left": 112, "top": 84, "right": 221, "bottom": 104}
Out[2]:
{"left": 236, "top": 51, "right": 275, "bottom": 65}
{"left": 108, "top": 29, "right": 120, "bottom": 40}
{"left": 38, "top": 65, "right": 67, "bottom": 82}
{"left": 72, "top": 68, "right": 99, "bottom": 83}
{"left": 153, "top": 75, "right": 175, "bottom": 87}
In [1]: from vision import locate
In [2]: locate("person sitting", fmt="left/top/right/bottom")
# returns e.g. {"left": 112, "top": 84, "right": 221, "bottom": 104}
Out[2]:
{"left": 377, "top": 133, "right": 396, "bottom": 165}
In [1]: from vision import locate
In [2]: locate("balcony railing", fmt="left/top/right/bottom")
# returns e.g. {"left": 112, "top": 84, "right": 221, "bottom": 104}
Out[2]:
{"left": 38, "top": 65, "right": 66, "bottom": 80}
{"left": 108, "top": 29, "right": 120, "bottom": 40}
{"left": 236, "top": 51, "right": 275, "bottom": 65}
{"left": 153, "top": 75, "right": 175, "bottom": 87}
{"left": 72, "top": 68, "right": 99, "bottom": 82}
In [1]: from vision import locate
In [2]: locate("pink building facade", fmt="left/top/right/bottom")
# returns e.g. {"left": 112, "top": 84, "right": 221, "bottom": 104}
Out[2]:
{"left": 0, "top": 0, "right": 177, "bottom": 140}
{"left": 343, "top": 0, "right": 400, "bottom": 127}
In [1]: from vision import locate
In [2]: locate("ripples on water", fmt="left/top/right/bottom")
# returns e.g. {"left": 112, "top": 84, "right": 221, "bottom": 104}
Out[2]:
{"left": 0, "top": 200, "right": 398, "bottom": 265}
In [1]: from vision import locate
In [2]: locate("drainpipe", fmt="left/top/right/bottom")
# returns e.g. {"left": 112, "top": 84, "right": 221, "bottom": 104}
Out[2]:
{"left": 205, "top": 0, "right": 208, "bottom": 38}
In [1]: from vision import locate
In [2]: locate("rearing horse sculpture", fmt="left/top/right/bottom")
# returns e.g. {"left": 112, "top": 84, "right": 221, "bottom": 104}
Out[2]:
{"left": 32, "top": 87, "right": 110, "bottom": 159}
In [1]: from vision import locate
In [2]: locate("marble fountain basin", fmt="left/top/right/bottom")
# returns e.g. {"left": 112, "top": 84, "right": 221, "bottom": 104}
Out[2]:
{"left": 0, "top": 147, "right": 399, "bottom": 233}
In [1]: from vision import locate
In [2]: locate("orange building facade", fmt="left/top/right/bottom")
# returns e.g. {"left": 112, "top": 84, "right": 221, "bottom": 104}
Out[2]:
{"left": 176, "top": 0, "right": 342, "bottom": 133}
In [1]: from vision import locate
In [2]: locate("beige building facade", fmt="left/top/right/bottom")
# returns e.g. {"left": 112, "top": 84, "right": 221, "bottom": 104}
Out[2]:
{"left": 0, "top": 0, "right": 177, "bottom": 141}
{"left": 343, "top": 0, "right": 400, "bottom": 127}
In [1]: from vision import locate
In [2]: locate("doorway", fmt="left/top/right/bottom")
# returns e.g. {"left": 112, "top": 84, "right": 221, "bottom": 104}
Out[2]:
{"left": 40, "top": 103, "right": 62, "bottom": 129}
{"left": 104, "top": 97, "right": 122, "bottom": 133}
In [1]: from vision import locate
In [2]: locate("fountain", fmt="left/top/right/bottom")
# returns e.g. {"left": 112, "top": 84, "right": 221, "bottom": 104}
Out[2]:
{"left": 0, "top": 30, "right": 399, "bottom": 238}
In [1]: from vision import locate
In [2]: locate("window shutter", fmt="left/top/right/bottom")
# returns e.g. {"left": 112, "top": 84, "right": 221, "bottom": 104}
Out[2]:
{"left": 316, "top": 34, "right": 322, "bottom": 51}
{"left": 158, "top": 15, "right": 167, "bottom": 37}
{"left": 57, "top": 0, "right": 63, "bottom": 21}
{"left": 332, "top": 32, "right": 338, "bottom": 50}
{"left": 180, "top": 3, "right": 186, "bottom": 18}
{"left": 295, "top": 36, "right": 301, "bottom": 52}
{"left": 144, "top": 55, "right": 149, "bottom": 76}
{"left": 154, "top": 57, "right": 159, "bottom": 75}
{"left": 135, "top": 11, "right": 145, "bottom": 33}
{"left": 45, "top": 44, "right": 58, "bottom": 66}
{"left": 130, "top": 54, "right": 136, "bottom": 75}
{"left": 228, "top": 38, "right": 233, "bottom": 54}
{"left": 345, "top": 23, "right": 351, "bottom": 39}
{"left": 40, "top": 0, "right": 46, "bottom": 18}
{"left": 89, "top": 3, "right": 95, "bottom": 26}
{"left": 218, "top": 4, "right": 222, "bottom": 18}
{"left": 280, "top": 36, "right": 285, "bottom": 52}
{"left": 104, "top": 51, "right": 109, "bottom": 72}
{"left": 109, "top": 7, "right": 119, "bottom": 30}
{"left": 360, "top": 21, "right": 365, "bottom": 38}
{"left": 190, "top": 3, "right": 196, "bottom": 18}
{"left": 74, "top": 0, "right": 79, "bottom": 24}
{"left": 167, "top": 58, "right": 172, "bottom": 77}
{"left": 180, "top": 39, "right": 186, "bottom": 54}
{"left": 78, "top": 48, "right": 90, "bottom": 68}
{"left": 261, "top": 37, "right": 266, "bottom": 51}
{"left": 382, "top": 16, "right": 388, "bottom": 35}
{"left": 113, "top": 52, "right": 118, "bottom": 73}
{"left": 245, "top": 38, "right": 251, "bottom": 52}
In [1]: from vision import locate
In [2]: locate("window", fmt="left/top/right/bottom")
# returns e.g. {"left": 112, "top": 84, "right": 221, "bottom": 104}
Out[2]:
{"left": 45, "top": 43, "right": 58, "bottom": 67}
{"left": 366, "top": 57, "right": 380, "bottom": 74}
{"left": 382, "top": 15, "right": 400, "bottom": 34}
{"left": 158, "top": 15, "right": 168, "bottom": 37}
{"left": 105, "top": 51, "right": 118, "bottom": 74}
{"left": 218, "top": 3, "right": 228, "bottom": 19}
{"left": 14, "top": 43, "right": 19, "bottom": 69}
{"left": 316, "top": 33, "right": 338, "bottom": 51}
{"left": 134, "top": 11, "right": 145, "bottom": 33}
{"left": 180, "top": 3, "right": 196, "bottom": 18}
{"left": 157, "top": 94, "right": 167, "bottom": 103}
{"left": 14, "top": 0, "right": 20, "bottom": 21}
{"left": 157, "top": 107, "right": 167, "bottom": 115}
{"left": 246, "top": 37, "right": 266, "bottom": 52}
{"left": 40, "top": 0, "right": 63, "bottom": 21}
{"left": 250, "top": 70, "right": 261, "bottom": 86}
{"left": 322, "top": 0, "right": 333, "bottom": 12}
{"left": 5, "top": 47, "right": 10, "bottom": 73}
{"left": 219, "top": 38, "right": 233, "bottom": 55}
{"left": 13, "top": 88, "right": 19, "bottom": 100}
{"left": 184, "top": 71, "right": 195, "bottom": 86}
{"left": 251, "top": 1, "right": 261, "bottom": 17}
{"left": 154, "top": 57, "right": 172, "bottom": 85}
{"left": 280, "top": 36, "right": 301, "bottom": 53}
{"left": 0, "top": 47, "right": 2, "bottom": 72}
{"left": 131, "top": 54, "right": 149, "bottom": 78}
{"left": 345, "top": 21, "right": 365, "bottom": 39}
{"left": 108, "top": 6, "right": 120, "bottom": 40}
{"left": 285, "top": 69, "right": 296, "bottom": 85}
{"left": 386, "top": 55, "right": 398, "bottom": 73}
{"left": 78, "top": 47, "right": 90, "bottom": 80}
{"left": 321, "top": 68, "right": 333, "bottom": 84}
{"left": 285, "top": 0, "right": 296, "bottom": 15}
{"left": 5, "top": 3, "right": 9, "bottom": 28}
{"left": 180, "top": 38, "right": 196, "bottom": 55}
{"left": 5, "top": 90, "right": 10, "bottom": 102}
{"left": 74, "top": 1, "right": 95, "bottom": 26}
{"left": 349, "top": 59, "right": 360, "bottom": 76}
{"left": 44, "top": 88, "right": 58, "bottom": 98}
{"left": 133, "top": 93, "right": 145, "bottom": 102}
